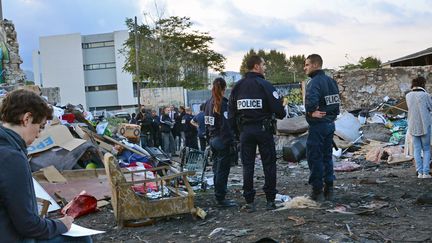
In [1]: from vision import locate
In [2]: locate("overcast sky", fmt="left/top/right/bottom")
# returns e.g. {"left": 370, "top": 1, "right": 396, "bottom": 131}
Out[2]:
{"left": 4, "top": 0, "right": 432, "bottom": 72}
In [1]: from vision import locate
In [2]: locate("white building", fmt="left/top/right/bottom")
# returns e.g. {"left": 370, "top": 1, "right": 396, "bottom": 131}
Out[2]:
{"left": 33, "top": 30, "right": 138, "bottom": 111}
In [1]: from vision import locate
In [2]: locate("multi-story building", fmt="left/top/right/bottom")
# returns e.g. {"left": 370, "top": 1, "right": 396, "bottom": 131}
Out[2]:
{"left": 33, "top": 30, "right": 140, "bottom": 111}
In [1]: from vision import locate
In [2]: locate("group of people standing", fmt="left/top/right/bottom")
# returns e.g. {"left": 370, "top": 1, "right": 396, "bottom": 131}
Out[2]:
{"left": 204, "top": 54, "right": 341, "bottom": 210}
{"left": 131, "top": 104, "right": 203, "bottom": 158}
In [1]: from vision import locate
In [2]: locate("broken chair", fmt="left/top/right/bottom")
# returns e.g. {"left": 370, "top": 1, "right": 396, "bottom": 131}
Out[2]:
{"left": 103, "top": 153, "right": 197, "bottom": 227}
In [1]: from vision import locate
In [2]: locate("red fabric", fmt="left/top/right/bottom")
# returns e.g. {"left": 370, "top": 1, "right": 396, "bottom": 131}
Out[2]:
{"left": 61, "top": 113, "right": 76, "bottom": 123}
{"left": 61, "top": 191, "right": 97, "bottom": 219}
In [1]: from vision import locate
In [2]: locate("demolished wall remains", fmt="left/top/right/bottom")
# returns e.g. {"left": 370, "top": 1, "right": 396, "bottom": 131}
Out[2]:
{"left": 333, "top": 66, "right": 432, "bottom": 111}
{"left": 0, "top": 19, "right": 26, "bottom": 84}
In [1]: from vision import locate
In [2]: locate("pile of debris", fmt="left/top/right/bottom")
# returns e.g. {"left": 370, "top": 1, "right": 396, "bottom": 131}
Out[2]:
{"left": 31, "top": 103, "right": 206, "bottom": 229}
{"left": 276, "top": 95, "right": 413, "bottom": 171}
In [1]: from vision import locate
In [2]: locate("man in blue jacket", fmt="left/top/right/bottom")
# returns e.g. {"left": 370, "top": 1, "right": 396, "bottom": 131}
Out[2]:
{"left": 304, "top": 54, "right": 340, "bottom": 202}
{"left": 0, "top": 89, "right": 91, "bottom": 242}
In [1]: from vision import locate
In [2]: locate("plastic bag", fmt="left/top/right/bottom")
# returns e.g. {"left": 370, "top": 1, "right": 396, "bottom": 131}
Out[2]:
{"left": 61, "top": 191, "right": 97, "bottom": 219}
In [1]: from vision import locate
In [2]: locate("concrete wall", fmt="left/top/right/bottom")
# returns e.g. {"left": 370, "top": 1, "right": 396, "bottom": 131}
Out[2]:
{"left": 41, "top": 87, "right": 60, "bottom": 105}
{"left": 114, "top": 30, "right": 135, "bottom": 106}
{"left": 39, "top": 33, "right": 87, "bottom": 107}
{"left": 141, "top": 87, "right": 185, "bottom": 109}
{"left": 334, "top": 66, "right": 432, "bottom": 111}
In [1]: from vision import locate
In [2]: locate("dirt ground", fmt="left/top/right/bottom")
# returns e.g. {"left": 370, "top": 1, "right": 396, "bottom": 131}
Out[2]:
{"left": 74, "top": 151, "right": 432, "bottom": 243}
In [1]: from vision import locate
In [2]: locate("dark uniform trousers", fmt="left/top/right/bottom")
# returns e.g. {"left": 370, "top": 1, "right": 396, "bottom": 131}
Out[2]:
{"left": 240, "top": 123, "right": 277, "bottom": 203}
{"left": 306, "top": 122, "right": 336, "bottom": 191}
{"left": 210, "top": 137, "right": 233, "bottom": 201}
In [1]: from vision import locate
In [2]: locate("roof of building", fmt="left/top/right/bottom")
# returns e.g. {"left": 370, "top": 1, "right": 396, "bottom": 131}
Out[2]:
{"left": 383, "top": 47, "right": 432, "bottom": 66}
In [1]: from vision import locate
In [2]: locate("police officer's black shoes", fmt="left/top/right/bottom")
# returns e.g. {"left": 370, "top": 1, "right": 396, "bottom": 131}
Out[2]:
{"left": 217, "top": 199, "right": 238, "bottom": 208}
{"left": 265, "top": 201, "right": 277, "bottom": 210}
{"left": 324, "top": 185, "right": 334, "bottom": 201}
{"left": 240, "top": 202, "right": 256, "bottom": 213}
{"left": 310, "top": 189, "right": 325, "bottom": 202}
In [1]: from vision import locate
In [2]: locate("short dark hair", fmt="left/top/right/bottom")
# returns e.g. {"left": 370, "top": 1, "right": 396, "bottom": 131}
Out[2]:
{"left": 412, "top": 76, "right": 426, "bottom": 89}
{"left": 1, "top": 89, "right": 53, "bottom": 125}
{"left": 306, "top": 54, "right": 323, "bottom": 67}
{"left": 246, "top": 55, "right": 263, "bottom": 70}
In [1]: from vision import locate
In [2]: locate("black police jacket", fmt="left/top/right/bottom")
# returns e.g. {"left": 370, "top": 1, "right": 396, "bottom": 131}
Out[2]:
{"left": 228, "top": 72, "right": 286, "bottom": 127}
{"left": 204, "top": 97, "right": 234, "bottom": 146}
{"left": 305, "top": 70, "right": 340, "bottom": 124}
{"left": 182, "top": 113, "right": 198, "bottom": 137}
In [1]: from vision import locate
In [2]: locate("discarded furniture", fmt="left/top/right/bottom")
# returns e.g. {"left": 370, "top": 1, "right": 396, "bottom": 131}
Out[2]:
{"left": 103, "top": 153, "right": 197, "bottom": 227}
{"left": 180, "top": 147, "right": 211, "bottom": 190}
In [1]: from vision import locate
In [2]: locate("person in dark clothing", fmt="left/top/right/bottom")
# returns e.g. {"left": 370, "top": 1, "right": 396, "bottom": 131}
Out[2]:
{"left": 137, "top": 108, "right": 153, "bottom": 147}
{"left": 173, "top": 106, "right": 185, "bottom": 151}
{"left": 205, "top": 78, "right": 238, "bottom": 208}
{"left": 182, "top": 107, "right": 199, "bottom": 150}
{"left": 228, "top": 55, "right": 286, "bottom": 212}
{"left": 191, "top": 103, "right": 207, "bottom": 151}
{"left": 160, "top": 106, "right": 176, "bottom": 157}
{"left": 0, "top": 89, "right": 91, "bottom": 242}
{"left": 151, "top": 110, "right": 161, "bottom": 148}
{"left": 129, "top": 112, "right": 138, "bottom": 125}
{"left": 304, "top": 54, "right": 340, "bottom": 202}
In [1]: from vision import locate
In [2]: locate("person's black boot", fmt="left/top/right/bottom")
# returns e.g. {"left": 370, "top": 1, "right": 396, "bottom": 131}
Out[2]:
{"left": 217, "top": 199, "right": 238, "bottom": 208}
{"left": 324, "top": 184, "right": 334, "bottom": 201}
{"left": 240, "top": 202, "right": 256, "bottom": 213}
{"left": 310, "top": 189, "right": 324, "bottom": 202}
{"left": 266, "top": 201, "right": 277, "bottom": 210}
{"left": 324, "top": 183, "right": 334, "bottom": 201}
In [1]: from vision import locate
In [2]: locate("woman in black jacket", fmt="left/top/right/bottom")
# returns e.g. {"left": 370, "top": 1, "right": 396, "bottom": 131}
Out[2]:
{"left": 204, "top": 78, "right": 237, "bottom": 207}
{"left": 160, "top": 106, "right": 176, "bottom": 157}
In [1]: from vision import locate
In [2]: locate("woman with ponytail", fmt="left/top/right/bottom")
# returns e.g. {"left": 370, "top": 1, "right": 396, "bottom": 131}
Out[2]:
{"left": 204, "top": 78, "right": 238, "bottom": 207}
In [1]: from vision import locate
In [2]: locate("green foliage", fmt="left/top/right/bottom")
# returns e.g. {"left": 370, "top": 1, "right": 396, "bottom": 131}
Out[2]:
{"left": 359, "top": 56, "right": 382, "bottom": 69}
{"left": 239, "top": 49, "right": 306, "bottom": 84}
{"left": 287, "top": 55, "right": 307, "bottom": 82}
{"left": 284, "top": 88, "right": 303, "bottom": 105}
{"left": 122, "top": 15, "right": 225, "bottom": 89}
{"left": 340, "top": 56, "right": 382, "bottom": 70}
{"left": 106, "top": 117, "right": 127, "bottom": 135}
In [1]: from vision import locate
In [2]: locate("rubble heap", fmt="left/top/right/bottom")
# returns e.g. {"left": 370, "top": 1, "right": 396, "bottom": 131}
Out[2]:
{"left": 0, "top": 19, "right": 26, "bottom": 84}
{"left": 334, "top": 66, "right": 432, "bottom": 111}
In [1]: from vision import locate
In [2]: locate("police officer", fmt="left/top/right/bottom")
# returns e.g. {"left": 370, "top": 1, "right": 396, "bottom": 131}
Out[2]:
{"left": 205, "top": 78, "right": 237, "bottom": 207}
{"left": 228, "top": 55, "right": 286, "bottom": 212}
{"left": 304, "top": 54, "right": 340, "bottom": 202}
{"left": 182, "top": 107, "right": 199, "bottom": 150}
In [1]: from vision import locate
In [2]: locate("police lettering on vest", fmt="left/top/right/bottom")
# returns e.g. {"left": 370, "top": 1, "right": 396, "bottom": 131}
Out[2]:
{"left": 324, "top": 94, "right": 340, "bottom": 105}
{"left": 204, "top": 116, "right": 215, "bottom": 126}
{"left": 237, "top": 99, "right": 263, "bottom": 110}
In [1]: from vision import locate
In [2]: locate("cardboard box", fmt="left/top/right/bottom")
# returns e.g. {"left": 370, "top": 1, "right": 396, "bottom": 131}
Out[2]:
{"left": 118, "top": 123, "right": 140, "bottom": 140}
{"left": 28, "top": 125, "right": 86, "bottom": 155}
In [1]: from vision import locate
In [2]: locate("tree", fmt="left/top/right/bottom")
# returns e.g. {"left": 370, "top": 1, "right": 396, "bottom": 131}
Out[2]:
{"left": 359, "top": 56, "right": 382, "bottom": 69}
{"left": 287, "top": 54, "right": 307, "bottom": 83}
{"left": 122, "top": 15, "right": 225, "bottom": 89}
{"left": 340, "top": 56, "right": 382, "bottom": 70}
{"left": 239, "top": 49, "right": 302, "bottom": 84}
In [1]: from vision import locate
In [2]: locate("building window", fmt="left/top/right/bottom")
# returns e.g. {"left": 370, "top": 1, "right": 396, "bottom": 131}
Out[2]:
{"left": 82, "top": 40, "right": 114, "bottom": 49}
{"left": 83, "top": 62, "right": 116, "bottom": 70}
{"left": 85, "top": 84, "right": 117, "bottom": 92}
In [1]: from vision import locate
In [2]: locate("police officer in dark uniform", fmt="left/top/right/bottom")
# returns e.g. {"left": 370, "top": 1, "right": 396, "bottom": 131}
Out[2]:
{"left": 228, "top": 55, "right": 286, "bottom": 212}
{"left": 304, "top": 54, "right": 340, "bottom": 202}
{"left": 182, "top": 107, "right": 199, "bottom": 150}
{"left": 205, "top": 78, "right": 238, "bottom": 207}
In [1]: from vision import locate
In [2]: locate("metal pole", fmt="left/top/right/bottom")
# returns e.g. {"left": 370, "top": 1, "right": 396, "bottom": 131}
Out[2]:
{"left": 0, "top": 0, "right": 3, "bottom": 21}
{"left": 134, "top": 16, "right": 141, "bottom": 109}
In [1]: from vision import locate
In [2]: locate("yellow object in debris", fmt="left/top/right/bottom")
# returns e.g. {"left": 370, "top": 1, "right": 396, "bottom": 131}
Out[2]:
{"left": 86, "top": 162, "right": 97, "bottom": 169}
{"left": 385, "top": 121, "right": 393, "bottom": 129}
